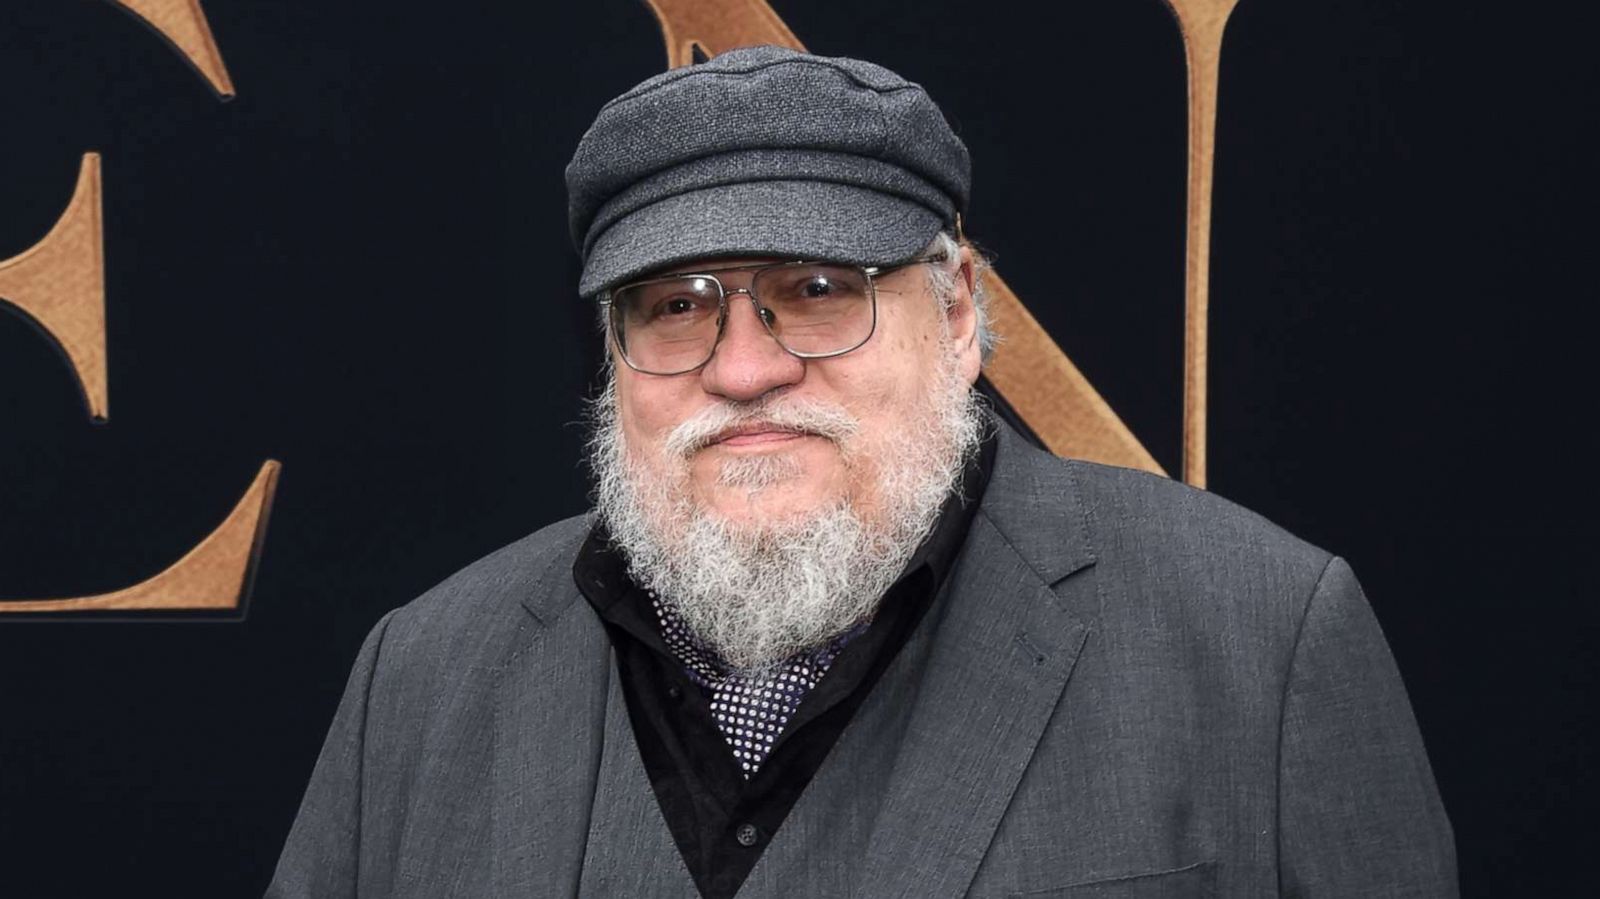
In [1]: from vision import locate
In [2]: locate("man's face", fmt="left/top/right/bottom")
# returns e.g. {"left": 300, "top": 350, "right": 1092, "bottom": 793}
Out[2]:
{"left": 610, "top": 246, "right": 983, "bottom": 532}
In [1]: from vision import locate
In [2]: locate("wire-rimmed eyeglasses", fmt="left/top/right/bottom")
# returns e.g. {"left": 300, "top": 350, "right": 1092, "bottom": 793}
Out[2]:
{"left": 600, "top": 252, "right": 947, "bottom": 376}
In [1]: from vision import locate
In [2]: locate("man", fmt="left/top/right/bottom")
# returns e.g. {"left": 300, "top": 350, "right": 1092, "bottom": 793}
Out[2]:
{"left": 269, "top": 47, "right": 1455, "bottom": 897}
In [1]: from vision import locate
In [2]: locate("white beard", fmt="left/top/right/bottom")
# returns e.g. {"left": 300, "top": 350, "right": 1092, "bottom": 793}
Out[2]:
{"left": 588, "top": 341, "right": 986, "bottom": 675}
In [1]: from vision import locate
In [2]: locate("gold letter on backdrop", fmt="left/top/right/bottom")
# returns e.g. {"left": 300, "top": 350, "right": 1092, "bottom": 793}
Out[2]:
{"left": 110, "top": 0, "right": 236, "bottom": 99}
{"left": 1, "top": 4, "right": 276, "bottom": 616}
{"left": 0, "top": 154, "right": 109, "bottom": 422}
{"left": 0, "top": 463, "right": 281, "bottom": 614}
{"left": 642, "top": 0, "right": 805, "bottom": 68}
{"left": 1165, "top": 0, "right": 1239, "bottom": 488}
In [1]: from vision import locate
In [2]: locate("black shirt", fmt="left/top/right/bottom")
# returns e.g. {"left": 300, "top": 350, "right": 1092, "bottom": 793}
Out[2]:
{"left": 571, "top": 433, "right": 995, "bottom": 899}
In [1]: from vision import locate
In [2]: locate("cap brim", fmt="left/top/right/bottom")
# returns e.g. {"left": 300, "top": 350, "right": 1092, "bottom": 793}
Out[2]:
{"left": 579, "top": 180, "right": 945, "bottom": 297}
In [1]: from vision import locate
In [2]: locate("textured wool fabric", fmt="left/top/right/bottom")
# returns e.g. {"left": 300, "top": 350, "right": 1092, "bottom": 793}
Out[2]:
{"left": 565, "top": 46, "right": 971, "bottom": 296}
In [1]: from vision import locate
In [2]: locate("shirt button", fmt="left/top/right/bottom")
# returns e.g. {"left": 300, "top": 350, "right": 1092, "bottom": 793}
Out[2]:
{"left": 666, "top": 684, "right": 683, "bottom": 702}
{"left": 735, "top": 823, "right": 761, "bottom": 848}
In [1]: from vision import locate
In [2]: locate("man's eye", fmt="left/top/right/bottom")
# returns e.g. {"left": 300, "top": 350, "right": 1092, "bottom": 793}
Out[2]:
{"left": 800, "top": 277, "right": 835, "bottom": 298}
{"left": 650, "top": 293, "right": 706, "bottom": 316}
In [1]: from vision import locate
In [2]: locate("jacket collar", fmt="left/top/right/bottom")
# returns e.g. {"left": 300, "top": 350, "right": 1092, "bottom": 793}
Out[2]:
{"left": 976, "top": 419, "right": 1097, "bottom": 587}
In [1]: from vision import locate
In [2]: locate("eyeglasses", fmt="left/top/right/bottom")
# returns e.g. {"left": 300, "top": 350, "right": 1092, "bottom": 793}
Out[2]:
{"left": 601, "top": 252, "right": 947, "bottom": 376}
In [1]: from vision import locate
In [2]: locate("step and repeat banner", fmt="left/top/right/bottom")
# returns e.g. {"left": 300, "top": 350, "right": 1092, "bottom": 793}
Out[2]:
{"left": 1, "top": 0, "right": 1592, "bottom": 895}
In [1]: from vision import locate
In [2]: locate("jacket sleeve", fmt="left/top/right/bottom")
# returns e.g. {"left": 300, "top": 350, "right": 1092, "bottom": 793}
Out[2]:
{"left": 1277, "top": 557, "right": 1458, "bottom": 897}
{"left": 265, "top": 610, "right": 399, "bottom": 899}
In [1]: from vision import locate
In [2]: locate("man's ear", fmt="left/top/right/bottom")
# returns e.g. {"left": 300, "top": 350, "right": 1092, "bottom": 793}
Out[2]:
{"left": 949, "top": 244, "right": 982, "bottom": 385}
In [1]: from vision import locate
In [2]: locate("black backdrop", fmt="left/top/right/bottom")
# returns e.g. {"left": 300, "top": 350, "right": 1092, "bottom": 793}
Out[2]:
{"left": 1, "top": 0, "right": 1594, "bottom": 895}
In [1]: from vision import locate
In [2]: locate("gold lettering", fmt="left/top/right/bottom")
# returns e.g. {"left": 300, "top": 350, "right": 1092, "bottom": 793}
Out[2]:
{"left": 1166, "top": 0, "right": 1239, "bottom": 488}
{"left": 982, "top": 278, "right": 1165, "bottom": 474}
{"left": 110, "top": 0, "right": 235, "bottom": 99}
{"left": 0, "top": 462, "right": 280, "bottom": 613}
{"left": 640, "top": 0, "right": 805, "bottom": 68}
{"left": 0, "top": 153, "right": 108, "bottom": 422}
{"left": 2, "top": 5, "right": 274, "bottom": 615}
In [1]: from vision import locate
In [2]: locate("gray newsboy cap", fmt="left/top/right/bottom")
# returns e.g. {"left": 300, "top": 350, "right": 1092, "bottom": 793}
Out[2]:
{"left": 566, "top": 45, "right": 971, "bottom": 297}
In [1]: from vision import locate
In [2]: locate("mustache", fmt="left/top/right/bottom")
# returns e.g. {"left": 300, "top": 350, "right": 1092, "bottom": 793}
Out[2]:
{"left": 662, "top": 397, "right": 860, "bottom": 458}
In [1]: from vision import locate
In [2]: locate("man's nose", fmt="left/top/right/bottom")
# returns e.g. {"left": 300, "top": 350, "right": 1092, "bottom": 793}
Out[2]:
{"left": 699, "top": 292, "right": 804, "bottom": 401}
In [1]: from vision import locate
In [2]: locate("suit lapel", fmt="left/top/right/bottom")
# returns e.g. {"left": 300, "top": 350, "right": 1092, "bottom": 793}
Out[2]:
{"left": 855, "top": 425, "right": 1101, "bottom": 899}
{"left": 489, "top": 570, "right": 613, "bottom": 897}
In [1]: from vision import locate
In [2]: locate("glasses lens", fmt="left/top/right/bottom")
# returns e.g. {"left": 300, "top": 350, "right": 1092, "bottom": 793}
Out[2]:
{"left": 612, "top": 275, "right": 723, "bottom": 374}
{"left": 750, "top": 263, "right": 874, "bottom": 355}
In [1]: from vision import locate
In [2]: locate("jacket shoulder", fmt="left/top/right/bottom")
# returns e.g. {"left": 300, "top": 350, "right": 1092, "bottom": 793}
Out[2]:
{"left": 374, "top": 513, "right": 592, "bottom": 672}
{"left": 1069, "top": 459, "right": 1332, "bottom": 576}
{"left": 1058, "top": 457, "right": 1337, "bottom": 633}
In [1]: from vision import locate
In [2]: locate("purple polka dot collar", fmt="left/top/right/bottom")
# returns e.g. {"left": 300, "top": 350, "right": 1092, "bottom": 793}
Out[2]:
{"left": 648, "top": 590, "right": 861, "bottom": 778}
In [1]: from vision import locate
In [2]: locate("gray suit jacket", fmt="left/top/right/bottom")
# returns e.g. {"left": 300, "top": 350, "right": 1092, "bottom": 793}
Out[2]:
{"left": 268, "top": 425, "right": 1455, "bottom": 897}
